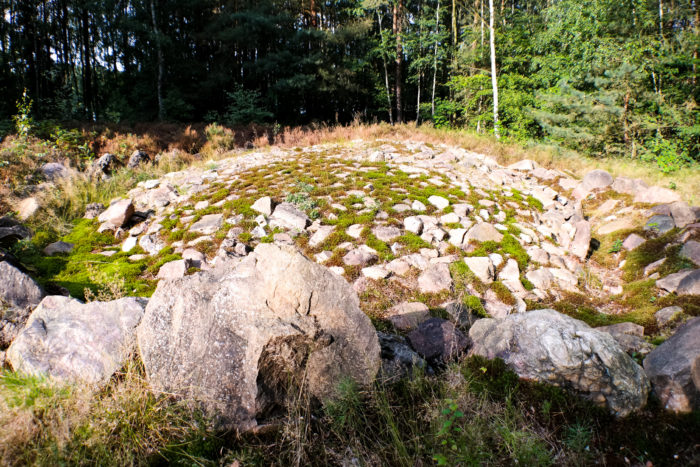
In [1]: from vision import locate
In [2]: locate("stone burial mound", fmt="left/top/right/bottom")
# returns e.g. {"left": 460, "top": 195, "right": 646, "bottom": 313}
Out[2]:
{"left": 137, "top": 243, "right": 381, "bottom": 431}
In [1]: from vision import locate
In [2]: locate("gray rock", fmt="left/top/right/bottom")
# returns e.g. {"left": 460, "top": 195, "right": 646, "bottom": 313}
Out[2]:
{"left": 611, "top": 177, "right": 648, "bottom": 195}
{"left": 98, "top": 199, "right": 134, "bottom": 228}
{"left": 596, "top": 322, "right": 652, "bottom": 357}
{"left": 84, "top": 203, "right": 105, "bottom": 219}
{"left": 7, "top": 296, "right": 146, "bottom": 386}
{"left": 644, "top": 215, "right": 675, "bottom": 234}
{"left": 1, "top": 306, "right": 32, "bottom": 349}
{"left": 190, "top": 213, "right": 224, "bottom": 235}
{"left": 270, "top": 202, "right": 309, "bottom": 232}
{"left": 428, "top": 195, "right": 450, "bottom": 210}
{"left": 656, "top": 269, "right": 700, "bottom": 296}
{"left": 469, "top": 309, "right": 649, "bottom": 416}
{"left": 508, "top": 159, "right": 537, "bottom": 171}
{"left": 157, "top": 259, "right": 192, "bottom": 280}
{"left": 0, "top": 217, "right": 31, "bottom": 248}
{"left": 372, "top": 225, "right": 402, "bottom": 243}
{"left": 182, "top": 248, "right": 206, "bottom": 268}
{"left": 127, "top": 150, "right": 150, "bottom": 169}
{"left": 138, "top": 234, "right": 166, "bottom": 256}
{"left": 582, "top": 170, "right": 613, "bottom": 191}
{"left": 343, "top": 245, "right": 378, "bottom": 266}
{"left": 385, "top": 302, "right": 430, "bottom": 331}
{"left": 633, "top": 186, "right": 681, "bottom": 205}
{"left": 43, "top": 241, "right": 74, "bottom": 256}
{"left": 570, "top": 220, "right": 591, "bottom": 260}
{"left": 137, "top": 243, "right": 380, "bottom": 431}
{"left": 655, "top": 306, "right": 685, "bottom": 328}
{"left": 679, "top": 240, "right": 700, "bottom": 266}
{"left": 377, "top": 331, "right": 430, "bottom": 380}
{"left": 444, "top": 302, "right": 481, "bottom": 330}
{"left": 417, "top": 263, "right": 453, "bottom": 294}
{"left": 464, "top": 223, "right": 504, "bottom": 243}
{"left": 91, "top": 153, "right": 117, "bottom": 176}
{"left": 463, "top": 257, "right": 495, "bottom": 284}
{"left": 622, "top": 233, "right": 645, "bottom": 251}
{"left": 412, "top": 200, "right": 427, "bottom": 211}
{"left": 669, "top": 201, "right": 697, "bottom": 228}
{"left": 407, "top": 318, "right": 469, "bottom": 362}
{"left": 643, "top": 317, "right": 700, "bottom": 413}
{"left": 0, "top": 261, "right": 45, "bottom": 311}
{"left": 309, "top": 225, "right": 335, "bottom": 248}
{"left": 251, "top": 196, "right": 273, "bottom": 216}
{"left": 525, "top": 267, "right": 554, "bottom": 291}
{"left": 404, "top": 216, "right": 423, "bottom": 235}
{"left": 41, "top": 162, "right": 71, "bottom": 180}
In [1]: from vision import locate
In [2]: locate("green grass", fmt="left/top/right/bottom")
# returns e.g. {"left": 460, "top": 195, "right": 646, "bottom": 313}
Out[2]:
{"left": 3, "top": 356, "right": 698, "bottom": 466}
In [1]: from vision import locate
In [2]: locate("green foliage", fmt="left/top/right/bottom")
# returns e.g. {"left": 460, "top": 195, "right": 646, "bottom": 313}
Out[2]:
{"left": 224, "top": 85, "right": 273, "bottom": 125}
{"left": 608, "top": 239, "right": 623, "bottom": 253}
{"left": 641, "top": 136, "right": 693, "bottom": 173}
{"left": 13, "top": 89, "right": 33, "bottom": 139}
{"left": 286, "top": 181, "right": 320, "bottom": 218}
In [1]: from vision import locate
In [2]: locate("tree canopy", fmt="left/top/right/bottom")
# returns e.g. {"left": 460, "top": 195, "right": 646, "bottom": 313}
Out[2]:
{"left": 1, "top": 0, "right": 698, "bottom": 166}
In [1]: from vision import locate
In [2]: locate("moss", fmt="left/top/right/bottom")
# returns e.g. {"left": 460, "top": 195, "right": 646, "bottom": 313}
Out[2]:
{"left": 526, "top": 195, "right": 543, "bottom": 212}
{"left": 238, "top": 232, "right": 252, "bottom": 243}
{"left": 462, "top": 295, "right": 487, "bottom": 317}
{"left": 466, "top": 234, "right": 529, "bottom": 270}
{"left": 450, "top": 260, "right": 487, "bottom": 295}
{"left": 621, "top": 230, "right": 688, "bottom": 282}
{"left": 13, "top": 220, "right": 156, "bottom": 300}
{"left": 394, "top": 233, "right": 431, "bottom": 253}
{"left": 520, "top": 274, "right": 535, "bottom": 291}
{"left": 365, "top": 233, "right": 394, "bottom": 262}
{"left": 490, "top": 281, "right": 516, "bottom": 306}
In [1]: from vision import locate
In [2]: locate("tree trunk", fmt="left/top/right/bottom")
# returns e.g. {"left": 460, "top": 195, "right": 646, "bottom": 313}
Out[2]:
{"left": 451, "top": 0, "right": 457, "bottom": 45}
{"left": 393, "top": 0, "right": 404, "bottom": 124}
{"left": 377, "top": 11, "right": 393, "bottom": 124}
{"left": 432, "top": 0, "right": 441, "bottom": 116}
{"left": 81, "top": 8, "right": 93, "bottom": 119}
{"left": 150, "top": 0, "right": 165, "bottom": 121}
{"left": 416, "top": 0, "right": 423, "bottom": 123}
{"left": 488, "top": 0, "right": 500, "bottom": 139}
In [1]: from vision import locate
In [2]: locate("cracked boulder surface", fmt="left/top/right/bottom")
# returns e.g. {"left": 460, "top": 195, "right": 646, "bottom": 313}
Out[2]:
{"left": 468, "top": 309, "right": 650, "bottom": 417}
{"left": 136, "top": 243, "right": 380, "bottom": 431}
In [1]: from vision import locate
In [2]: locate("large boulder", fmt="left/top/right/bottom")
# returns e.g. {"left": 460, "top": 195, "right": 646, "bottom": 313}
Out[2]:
{"left": 0, "top": 261, "right": 45, "bottom": 311}
{"left": 469, "top": 309, "right": 649, "bottom": 416}
{"left": 581, "top": 170, "right": 613, "bottom": 191}
{"left": 98, "top": 198, "right": 134, "bottom": 228}
{"left": 137, "top": 243, "right": 381, "bottom": 431}
{"left": 127, "top": 150, "right": 150, "bottom": 169}
{"left": 643, "top": 317, "right": 700, "bottom": 413}
{"left": 6, "top": 296, "right": 146, "bottom": 385}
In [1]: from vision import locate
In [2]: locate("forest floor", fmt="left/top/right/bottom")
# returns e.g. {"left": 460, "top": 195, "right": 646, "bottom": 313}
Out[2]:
{"left": 0, "top": 123, "right": 699, "bottom": 466}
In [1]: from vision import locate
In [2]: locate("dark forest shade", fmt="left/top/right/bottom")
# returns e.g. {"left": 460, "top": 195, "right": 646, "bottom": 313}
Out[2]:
{"left": 0, "top": 0, "right": 698, "bottom": 160}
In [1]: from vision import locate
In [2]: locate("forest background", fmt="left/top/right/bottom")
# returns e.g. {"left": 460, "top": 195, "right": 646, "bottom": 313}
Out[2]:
{"left": 1, "top": 0, "right": 698, "bottom": 171}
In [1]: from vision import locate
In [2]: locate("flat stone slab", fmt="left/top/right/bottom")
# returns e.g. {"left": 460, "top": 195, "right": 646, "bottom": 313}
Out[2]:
{"left": 417, "top": 263, "right": 453, "bottom": 294}
{"left": 190, "top": 213, "right": 224, "bottom": 235}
